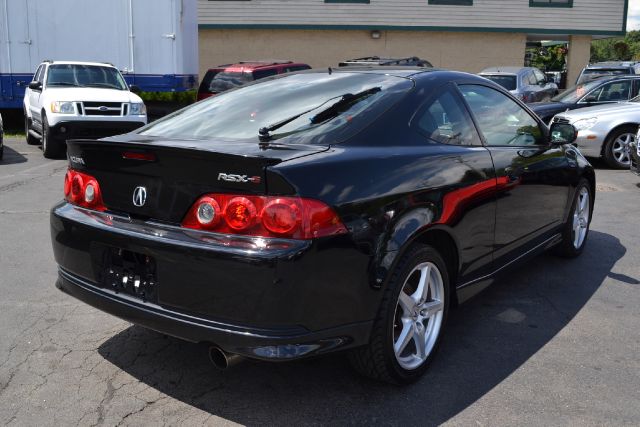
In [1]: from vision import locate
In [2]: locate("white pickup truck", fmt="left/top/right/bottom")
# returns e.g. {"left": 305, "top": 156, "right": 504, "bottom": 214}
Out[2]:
{"left": 24, "top": 61, "right": 147, "bottom": 158}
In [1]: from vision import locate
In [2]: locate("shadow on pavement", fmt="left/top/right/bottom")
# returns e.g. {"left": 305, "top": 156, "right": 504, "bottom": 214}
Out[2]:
{"left": 98, "top": 230, "right": 624, "bottom": 425}
{"left": 0, "top": 145, "right": 27, "bottom": 165}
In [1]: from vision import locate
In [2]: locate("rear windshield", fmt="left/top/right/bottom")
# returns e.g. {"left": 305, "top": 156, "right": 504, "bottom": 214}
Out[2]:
{"left": 481, "top": 74, "right": 517, "bottom": 91}
{"left": 198, "top": 69, "right": 223, "bottom": 94}
{"left": 577, "top": 68, "right": 631, "bottom": 84}
{"left": 208, "top": 71, "right": 253, "bottom": 93}
{"left": 138, "top": 72, "right": 413, "bottom": 144}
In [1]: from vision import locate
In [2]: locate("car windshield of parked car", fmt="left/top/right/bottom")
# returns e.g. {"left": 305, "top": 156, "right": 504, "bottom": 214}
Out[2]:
{"left": 138, "top": 72, "right": 413, "bottom": 144}
{"left": 552, "top": 79, "right": 606, "bottom": 103}
{"left": 480, "top": 75, "right": 517, "bottom": 91}
{"left": 46, "top": 64, "right": 127, "bottom": 90}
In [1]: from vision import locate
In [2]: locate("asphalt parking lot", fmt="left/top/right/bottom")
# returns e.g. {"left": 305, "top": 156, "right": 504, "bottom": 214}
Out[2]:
{"left": 1, "top": 136, "right": 639, "bottom": 426}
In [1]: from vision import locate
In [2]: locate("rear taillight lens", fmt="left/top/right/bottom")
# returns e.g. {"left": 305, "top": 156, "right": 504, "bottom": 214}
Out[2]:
{"left": 181, "top": 194, "right": 347, "bottom": 240}
{"left": 64, "top": 169, "right": 106, "bottom": 211}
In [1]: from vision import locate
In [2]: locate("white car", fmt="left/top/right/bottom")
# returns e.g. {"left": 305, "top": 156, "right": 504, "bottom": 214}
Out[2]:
{"left": 551, "top": 97, "right": 640, "bottom": 169}
{"left": 23, "top": 61, "right": 147, "bottom": 158}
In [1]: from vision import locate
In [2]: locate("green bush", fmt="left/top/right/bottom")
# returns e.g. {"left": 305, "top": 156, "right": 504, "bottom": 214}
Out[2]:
{"left": 139, "top": 90, "right": 196, "bottom": 104}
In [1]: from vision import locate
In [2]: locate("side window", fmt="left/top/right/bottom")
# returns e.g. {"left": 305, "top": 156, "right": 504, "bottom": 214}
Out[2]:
{"left": 583, "top": 80, "right": 632, "bottom": 102}
{"left": 252, "top": 69, "right": 278, "bottom": 80}
{"left": 33, "top": 65, "right": 44, "bottom": 83}
{"left": 526, "top": 72, "right": 537, "bottom": 86}
{"left": 533, "top": 69, "right": 546, "bottom": 84}
{"left": 414, "top": 87, "right": 481, "bottom": 146}
{"left": 284, "top": 65, "right": 311, "bottom": 72}
{"left": 459, "top": 84, "right": 544, "bottom": 146}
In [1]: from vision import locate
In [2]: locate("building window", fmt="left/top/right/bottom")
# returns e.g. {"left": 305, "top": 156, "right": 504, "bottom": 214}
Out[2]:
{"left": 428, "top": 0, "right": 473, "bottom": 5}
{"left": 529, "top": 0, "right": 573, "bottom": 7}
{"left": 324, "top": 0, "right": 370, "bottom": 3}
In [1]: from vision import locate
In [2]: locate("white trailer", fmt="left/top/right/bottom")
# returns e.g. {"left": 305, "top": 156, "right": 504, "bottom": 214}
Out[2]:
{"left": 0, "top": 0, "right": 198, "bottom": 108}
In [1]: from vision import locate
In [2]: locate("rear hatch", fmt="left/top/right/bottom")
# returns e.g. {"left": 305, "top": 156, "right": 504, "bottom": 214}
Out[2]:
{"left": 66, "top": 135, "right": 328, "bottom": 224}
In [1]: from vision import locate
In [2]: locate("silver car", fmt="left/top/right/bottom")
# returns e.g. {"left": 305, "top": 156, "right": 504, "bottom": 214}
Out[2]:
{"left": 552, "top": 97, "right": 640, "bottom": 169}
{"left": 479, "top": 66, "right": 558, "bottom": 103}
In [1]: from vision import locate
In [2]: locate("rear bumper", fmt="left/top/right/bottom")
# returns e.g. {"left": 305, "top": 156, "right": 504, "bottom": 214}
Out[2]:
{"left": 50, "top": 202, "right": 375, "bottom": 360}
{"left": 56, "top": 268, "right": 371, "bottom": 360}
{"left": 50, "top": 120, "right": 145, "bottom": 140}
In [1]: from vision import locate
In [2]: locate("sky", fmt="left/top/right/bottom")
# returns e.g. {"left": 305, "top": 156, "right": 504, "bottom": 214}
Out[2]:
{"left": 629, "top": 1, "right": 640, "bottom": 31}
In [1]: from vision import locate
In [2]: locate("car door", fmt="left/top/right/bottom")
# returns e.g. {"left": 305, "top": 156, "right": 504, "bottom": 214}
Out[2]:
{"left": 28, "top": 65, "right": 44, "bottom": 124}
{"left": 458, "top": 84, "right": 571, "bottom": 267}
{"left": 411, "top": 84, "right": 497, "bottom": 284}
{"left": 533, "top": 69, "right": 553, "bottom": 101}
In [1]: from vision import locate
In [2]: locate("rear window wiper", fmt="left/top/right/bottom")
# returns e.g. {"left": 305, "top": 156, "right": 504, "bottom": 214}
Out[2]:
{"left": 258, "top": 87, "right": 382, "bottom": 142}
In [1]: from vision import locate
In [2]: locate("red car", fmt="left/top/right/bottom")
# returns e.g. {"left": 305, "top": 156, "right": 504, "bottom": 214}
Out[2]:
{"left": 197, "top": 61, "right": 312, "bottom": 101}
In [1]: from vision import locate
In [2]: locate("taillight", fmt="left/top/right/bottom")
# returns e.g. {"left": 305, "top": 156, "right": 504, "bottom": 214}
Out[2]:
{"left": 64, "top": 169, "right": 107, "bottom": 211}
{"left": 181, "top": 194, "right": 347, "bottom": 240}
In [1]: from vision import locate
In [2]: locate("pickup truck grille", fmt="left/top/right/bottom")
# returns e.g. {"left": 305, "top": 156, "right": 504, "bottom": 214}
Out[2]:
{"left": 78, "top": 102, "right": 126, "bottom": 116}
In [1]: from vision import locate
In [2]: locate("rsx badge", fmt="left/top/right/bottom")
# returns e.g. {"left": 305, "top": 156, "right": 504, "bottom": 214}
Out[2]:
{"left": 218, "top": 173, "right": 261, "bottom": 184}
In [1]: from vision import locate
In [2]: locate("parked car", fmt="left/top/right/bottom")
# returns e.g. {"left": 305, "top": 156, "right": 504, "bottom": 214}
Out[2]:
{"left": 51, "top": 68, "right": 594, "bottom": 384}
{"left": 529, "top": 75, "right": 640, "bottom": 123}
{"left": 630, "top": 126, "right": 640, "bottom": 175}
{"left": 23, "top": 61, "right": 148, "bottom": 159}
{"left": 338, "top": 56, "right": 433, "bottom": 68}
{"left": 479, "top": 66, "right": 558, "bottom": 103}
{"left": 196, "top": 61, "right": 312, "bottom": 100}
{"left": 551, "top": 97, "right": 640, "bottom": 168}
{"left": 576, "top": 61, "right": 640, "bottom": 85}
{"left": 0, "top": 112, "right": 3, "bottom": 160}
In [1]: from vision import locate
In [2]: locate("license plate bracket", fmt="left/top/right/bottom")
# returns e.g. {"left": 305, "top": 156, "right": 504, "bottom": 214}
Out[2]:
{"left": 103, "top": 247, "right": 158, "bottom": 303}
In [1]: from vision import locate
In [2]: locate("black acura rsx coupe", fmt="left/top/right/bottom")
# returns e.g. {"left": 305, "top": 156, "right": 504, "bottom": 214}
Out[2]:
{"left": 51, "top": 68, "right": 595, "bottom": 384}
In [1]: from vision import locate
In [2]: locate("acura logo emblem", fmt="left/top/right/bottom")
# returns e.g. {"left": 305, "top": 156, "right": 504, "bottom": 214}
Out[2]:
{"left": 132, "top": 186, "right": 147, "bottom": 207}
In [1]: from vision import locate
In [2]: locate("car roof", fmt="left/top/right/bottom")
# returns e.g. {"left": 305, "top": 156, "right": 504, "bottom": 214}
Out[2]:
{"left": 479, "top": 66, "right": 536, "bottom": 75}
{"left": 584, "top": 62, "right": 637, "bottom": 70}
{"left": 44, "top": 60, "right": 116, "bottom": 67}
{"left": 210, "top": 60, "right": 308, "bottom": 72}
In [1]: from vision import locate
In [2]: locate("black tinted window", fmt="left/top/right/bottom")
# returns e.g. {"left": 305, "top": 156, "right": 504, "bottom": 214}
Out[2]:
{"left": 46, "top": 64, "right": 127, "bottom": 90}
{"left": 139, "top": 72, "right": 413, "bottom": 144}
{"left": 199, "top": 70, "right": 222, "bottom": 94}
{"left": 209, "top": 71, "right": 252, "bottom": 92}
{"left": 459, "top": 84, "right": 543, "bottom": 146}
{"left": 253, "top": 69, "right": 278, "bottom": 80}
{"left": 416, "top": 88, "right": 481, "bottom": 146}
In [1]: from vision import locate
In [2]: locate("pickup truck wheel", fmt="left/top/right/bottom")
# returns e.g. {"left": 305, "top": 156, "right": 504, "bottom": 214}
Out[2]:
{"left": 603, "top": 126, "right": 635, "bottom": 169}
{"left": 41, "top": 114, "right": 64, "bottom": 159}
{"left": 25, "top": 116, "right": 39, "bottom": 145}
{"left": 348, "top": 245, "right": 449, "bottom": 384}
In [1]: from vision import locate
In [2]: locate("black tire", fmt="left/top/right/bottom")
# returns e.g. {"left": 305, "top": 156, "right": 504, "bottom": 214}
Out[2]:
{"left": 554, "top": 178, "right": 592, "bottom": 258}
{"left": 603, "top": 126, "right": 635, "bottom": 169}
{"left": 348, "top": 244, "right": 450, "bottom": 384}
{"left": 24, "top": 115, "right": 40, "bottom": 145}
{"left": 41, "top": 113, "right": 64, "bottom": 159}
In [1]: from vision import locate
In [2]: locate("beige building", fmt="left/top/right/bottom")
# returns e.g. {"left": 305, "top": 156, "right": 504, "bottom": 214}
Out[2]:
{"left": 198, "top": 0, "right": 629, "bottom": 85}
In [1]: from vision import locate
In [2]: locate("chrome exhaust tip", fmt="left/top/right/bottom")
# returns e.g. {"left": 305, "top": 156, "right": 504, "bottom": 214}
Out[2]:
{"left": 208, "top": 346, "right": 243, "bottom": 370}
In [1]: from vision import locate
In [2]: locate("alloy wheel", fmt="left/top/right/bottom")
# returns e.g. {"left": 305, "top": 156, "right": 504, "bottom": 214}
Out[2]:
{"left": 612, "top": 133, "right": 634, "bottom": 166}
{"left": 572, "top": 187, "right": 590, "bottom": 249}
{"left": 393, "top": 262, "right": 445, "bottom": 370}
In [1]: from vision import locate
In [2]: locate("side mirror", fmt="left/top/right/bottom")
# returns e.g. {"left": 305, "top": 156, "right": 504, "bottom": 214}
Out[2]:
{"left": 549, "top": 122, "right": 577, "bottom": 145}
{"left": 129, "top": 84, "right": 141, "bottom": 94}
{"left": 28, "top": 81, "right": 42, "bottom": 90}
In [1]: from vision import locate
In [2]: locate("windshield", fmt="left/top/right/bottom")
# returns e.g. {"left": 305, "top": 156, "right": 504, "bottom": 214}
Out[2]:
{"left": 138, "top": 72, "right": 413, "bottom": 144}
{"left": 46, "top": 64, "right": 128, "bottom": 90}
{"left": 552, "top": 79, "right": 606, "bottom": 103}
{"left": 481, "top": 75, "right": 517, "bottom": 91}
